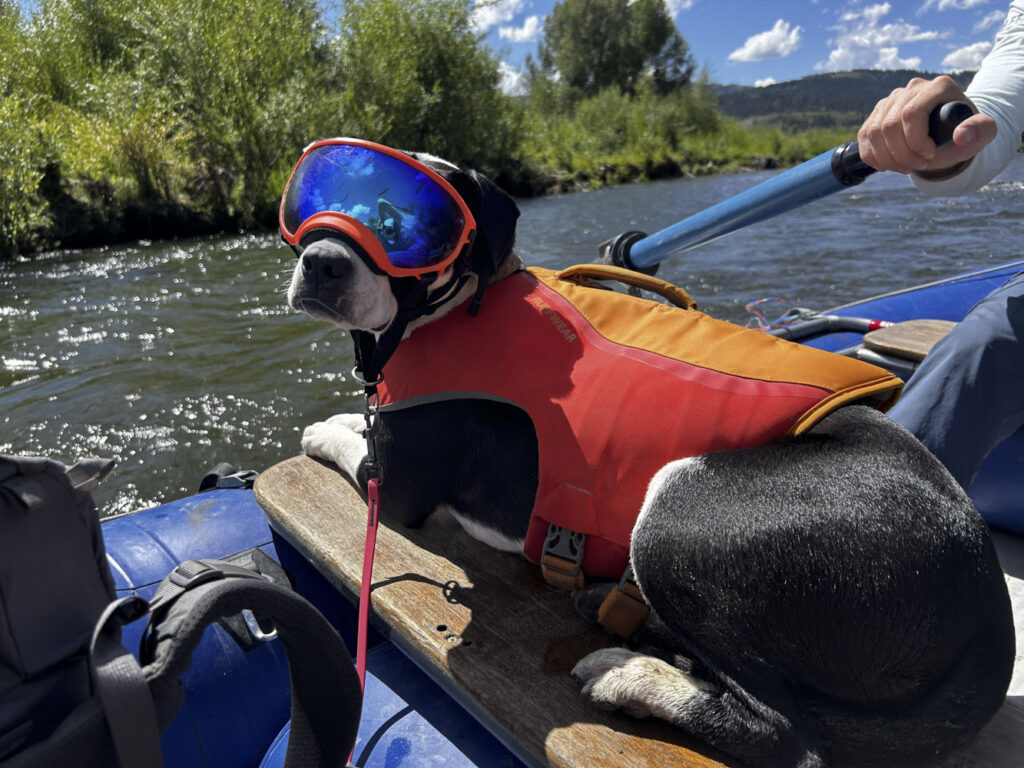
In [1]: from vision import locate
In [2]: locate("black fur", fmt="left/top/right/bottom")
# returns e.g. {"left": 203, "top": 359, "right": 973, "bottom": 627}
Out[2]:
{"left": 630, "top": 406, "right": 1013, "bottom": 766}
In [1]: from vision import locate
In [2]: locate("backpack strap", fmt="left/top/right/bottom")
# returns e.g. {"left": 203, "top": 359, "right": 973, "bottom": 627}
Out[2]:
{"left": 141, "top": 559, "right": 362, "bottom": 768}
{"left": 90, "top": 596, "right": 165, "bottom": 768}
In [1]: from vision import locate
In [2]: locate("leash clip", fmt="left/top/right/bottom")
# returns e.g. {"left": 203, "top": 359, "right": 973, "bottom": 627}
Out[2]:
{"left": 362, "top": 387, "right": 383, "bottom": 483}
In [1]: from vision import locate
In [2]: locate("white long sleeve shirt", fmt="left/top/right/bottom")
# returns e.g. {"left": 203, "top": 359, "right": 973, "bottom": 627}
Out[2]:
{"left": 913, "top": 1, "right": 1024, "bottom": 196}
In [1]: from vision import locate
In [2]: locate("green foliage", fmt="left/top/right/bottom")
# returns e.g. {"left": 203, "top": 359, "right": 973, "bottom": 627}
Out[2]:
{"left": 537, "top": 0, "right": 694, "bottom": 97}
{"left": 338, "top": 0, "right": 520, "bottom": 172}
{"left": 140, "top": 0, "right": 339, "bottom": 225}
{"left": 0, "top": 7, "right": 52, "bottom": 254}
{"left": 0, "top": 0, "right": 856, "bottom": 257}
{"left": 520, "top": 72, "right": 728, "bottom": 182}
{"left": 0, "top": 95, "right": 52, "bottom": 255}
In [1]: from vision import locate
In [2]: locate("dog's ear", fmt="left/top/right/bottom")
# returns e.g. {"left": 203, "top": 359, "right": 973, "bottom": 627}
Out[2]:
{"left": 446, "top": 168, "right": 520, "bottom": 274}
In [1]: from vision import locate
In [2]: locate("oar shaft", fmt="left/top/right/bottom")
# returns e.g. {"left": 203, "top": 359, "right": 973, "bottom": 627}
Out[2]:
{"left": 628, "top": 148, "right": 845, "bottom": 269}
{"left": 612, "top": 101, "right": 973, "bottom": 271}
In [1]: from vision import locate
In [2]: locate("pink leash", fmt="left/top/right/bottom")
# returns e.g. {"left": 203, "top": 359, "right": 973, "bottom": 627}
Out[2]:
{"left": 355, "top": 476, "right": 380, "bottom": 691}
{"left": 349, "top": 476, "right": 380, "bottom": 763}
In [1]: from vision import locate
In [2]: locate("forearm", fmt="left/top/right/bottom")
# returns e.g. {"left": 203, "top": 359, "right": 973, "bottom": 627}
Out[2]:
{"left": 913, "top": 2, "right": 1024, "bottom": 196}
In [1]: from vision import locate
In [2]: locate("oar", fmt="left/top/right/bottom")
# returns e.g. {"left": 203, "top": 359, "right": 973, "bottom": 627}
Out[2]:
{"left": 599, "top": 102, "right": 974, "bottom": 272}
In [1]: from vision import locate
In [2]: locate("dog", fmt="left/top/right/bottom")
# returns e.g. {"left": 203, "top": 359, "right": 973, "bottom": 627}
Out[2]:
{"left": 285, "top": 149, "right": 1015, "bottom": 768}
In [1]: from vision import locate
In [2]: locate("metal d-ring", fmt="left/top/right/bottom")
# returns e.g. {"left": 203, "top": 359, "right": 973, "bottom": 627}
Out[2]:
{"left": 351, "top": 366, "right": 384, "bottom": 387}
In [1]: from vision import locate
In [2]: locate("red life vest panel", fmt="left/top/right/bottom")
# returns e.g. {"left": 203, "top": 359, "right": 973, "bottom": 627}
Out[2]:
{"left": 377, "top": 266, "right": 902, "bottom": 581}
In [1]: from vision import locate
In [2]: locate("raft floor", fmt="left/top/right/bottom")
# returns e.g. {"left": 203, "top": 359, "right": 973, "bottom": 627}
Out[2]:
{"left": 255, "top": 455, "right": 1024, "bottom": 768}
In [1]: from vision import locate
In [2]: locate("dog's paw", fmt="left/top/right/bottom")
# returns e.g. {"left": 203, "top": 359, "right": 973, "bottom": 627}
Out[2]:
{"left": 571, "top": 647, "right": 706, "bottom": 721}
{"left": 300, "top": 413, "right": 368, "bottom": 480}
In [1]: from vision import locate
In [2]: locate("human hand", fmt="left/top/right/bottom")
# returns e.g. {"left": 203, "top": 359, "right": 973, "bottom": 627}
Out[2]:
{"left": 858, "top": 76, "right": 997, "bottom": 176}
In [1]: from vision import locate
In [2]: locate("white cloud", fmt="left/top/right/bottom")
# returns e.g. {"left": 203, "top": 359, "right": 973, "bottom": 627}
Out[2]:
{"left": 974, "top": 9, "right": 1004, "bottom": 31}
{"left": 820, "top": 3, "right": 946, "bottom": 71}
{"left": 666, "top": 0, "right": 695, "bottom": 15}
{"left": 728, "top": 20, "right": 802, "bottom": 62}
{"left": 919, "top": 0, "right": 989, "bottom": 12}
{"left": 471, "top": 0, "right": 526, "bottom": 33}
{"left": 499, "top": 14, "right": 540, "bottom": 43}
{"left": 942, "top": 40, "right": 993, "bottom": 68}
{"left": 875, "top": 47, "right": 922, "bottom": 69}
{"left": 755, "top": 77, "right": 777, "bottom": 87}
{"left": 498, "top": 61, "right": 526, "bottom": 95}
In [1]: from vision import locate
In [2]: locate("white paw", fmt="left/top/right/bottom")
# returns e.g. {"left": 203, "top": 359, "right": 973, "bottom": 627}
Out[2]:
{"left": 572, "top": 647, "right": 705, "bottom": 721}
{"left": 301, "top": 413, "right": 368, "bottom": 481}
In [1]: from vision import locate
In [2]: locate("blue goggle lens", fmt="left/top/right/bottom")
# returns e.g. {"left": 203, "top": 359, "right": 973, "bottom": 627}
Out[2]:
{"left": 282, "top": 144, "right": 467, "bottom": 269}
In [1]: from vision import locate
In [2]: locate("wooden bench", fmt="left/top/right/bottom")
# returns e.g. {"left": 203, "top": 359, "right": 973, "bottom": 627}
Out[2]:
{"left": 255, "top": 455, "right": 1024, "bottom": 768}
{"left": 863, "top": 319, "right": 957, "bottom": 362}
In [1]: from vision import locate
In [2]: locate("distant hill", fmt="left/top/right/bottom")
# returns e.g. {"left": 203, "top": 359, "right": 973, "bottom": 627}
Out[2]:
{"left": 716, "top": 70, "right": 975, "bottom": 132}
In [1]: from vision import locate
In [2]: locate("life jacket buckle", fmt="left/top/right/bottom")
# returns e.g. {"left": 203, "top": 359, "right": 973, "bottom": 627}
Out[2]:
{"left": 541, "top": 524, "right": 586, "bottom": 590}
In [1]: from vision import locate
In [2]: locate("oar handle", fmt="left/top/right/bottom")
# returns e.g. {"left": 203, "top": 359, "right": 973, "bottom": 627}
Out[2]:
{"left": 831, "top": 100, "right": 975, "bottom": 188}
{"left": 601, "top": 101, "right": 974, "bottom": 273}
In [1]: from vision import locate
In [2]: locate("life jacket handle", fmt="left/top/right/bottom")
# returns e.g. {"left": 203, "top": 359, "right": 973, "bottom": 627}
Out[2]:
{"left": 556, "top": 264, "right": 698, "bottom": 310}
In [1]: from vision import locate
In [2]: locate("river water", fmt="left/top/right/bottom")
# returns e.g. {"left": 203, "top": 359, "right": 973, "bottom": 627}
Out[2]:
{"left": 3, "top": 158, "right": 1023, "bottom": 516}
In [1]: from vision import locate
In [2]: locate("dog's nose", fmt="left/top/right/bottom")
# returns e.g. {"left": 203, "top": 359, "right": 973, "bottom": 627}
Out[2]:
{"left": 301, "top": 251, "right": 353, "bottom": 282}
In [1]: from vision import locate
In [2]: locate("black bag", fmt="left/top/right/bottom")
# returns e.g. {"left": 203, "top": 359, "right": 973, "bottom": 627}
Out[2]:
{"left": 0, "top": 455, "right": 362, "bottom": 768}
{"left": 0, "top": 455, "right": 117, "bottom": 759}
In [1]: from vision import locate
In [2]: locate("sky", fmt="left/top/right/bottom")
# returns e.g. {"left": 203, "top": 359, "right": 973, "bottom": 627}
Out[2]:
{"left": 473, "top": 0, "right": 1012, "bottom": 90}
{"left": 12, "top": 0, "right": 1010, "bottom": 89}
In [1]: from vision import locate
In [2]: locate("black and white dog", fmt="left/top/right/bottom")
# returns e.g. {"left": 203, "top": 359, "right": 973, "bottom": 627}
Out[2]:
{"left": 287, "top": 152, "right": 1014, "bottom": 768}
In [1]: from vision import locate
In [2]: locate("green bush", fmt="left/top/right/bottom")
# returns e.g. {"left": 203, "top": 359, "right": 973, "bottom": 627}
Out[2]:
{"left": 338, "top": 0, "right": 521, "bottom": 172}
{"left": 0, "top": 0, "right": 856, "bottom": 257}
{"left": 0, "top": 96, "right": 52, "bottom": 255}
{"left": 138, "top": 0, "right": 341, "bottom": 225}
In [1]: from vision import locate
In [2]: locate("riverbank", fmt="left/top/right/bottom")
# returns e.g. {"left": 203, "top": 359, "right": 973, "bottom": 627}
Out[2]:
{"left": 10, "top": 148, "right": 833, "bottom": 259}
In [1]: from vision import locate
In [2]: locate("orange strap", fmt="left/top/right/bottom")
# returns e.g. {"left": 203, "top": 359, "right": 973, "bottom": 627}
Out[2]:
{"left": 556, "top": 264, "right": 698, "bottom": 310}
{"left": 597, "top": 574, "right": 649, "bottom": 638}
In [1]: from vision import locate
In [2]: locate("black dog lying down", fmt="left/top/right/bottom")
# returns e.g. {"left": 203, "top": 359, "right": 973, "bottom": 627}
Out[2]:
{"left": 284, "top": 146, "right": 1014, "bottom": 768}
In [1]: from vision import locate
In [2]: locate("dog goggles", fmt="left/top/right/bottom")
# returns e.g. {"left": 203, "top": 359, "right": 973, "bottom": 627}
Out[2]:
{"left": 279, "top": 138, "right": 476, "bottom": 277}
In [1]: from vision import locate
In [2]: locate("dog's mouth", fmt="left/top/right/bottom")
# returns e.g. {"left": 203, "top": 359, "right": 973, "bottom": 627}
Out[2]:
{"left": 295, "top": 297, "right": 389, "bottom": 333}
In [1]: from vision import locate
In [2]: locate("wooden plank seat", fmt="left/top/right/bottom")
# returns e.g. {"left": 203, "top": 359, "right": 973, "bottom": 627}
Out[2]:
{"left": 863, "top": 319, "right": 957, "bottom": 362}
{"left": 254, "top": 454, "right": 1024, "bottom": 768}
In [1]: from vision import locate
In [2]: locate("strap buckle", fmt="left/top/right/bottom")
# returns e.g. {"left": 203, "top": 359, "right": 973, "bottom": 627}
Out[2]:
{"left": 597, "top": 564, "right": 649, "bottom": 638}
{"left": 541, "top": 524, "right": 586, "bottom": 590}
{"left": 168, "top": 559, "right": 225, "bottom": 590}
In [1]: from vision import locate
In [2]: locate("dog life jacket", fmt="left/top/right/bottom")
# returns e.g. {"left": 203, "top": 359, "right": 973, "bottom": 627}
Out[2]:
{"left": 377, "top": 265, "right": 903, "bottom": 583}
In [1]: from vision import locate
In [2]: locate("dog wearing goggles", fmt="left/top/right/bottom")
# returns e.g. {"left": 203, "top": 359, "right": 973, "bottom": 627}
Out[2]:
{"left": 283, "top": 140, "right": 1014, "bottom": 768}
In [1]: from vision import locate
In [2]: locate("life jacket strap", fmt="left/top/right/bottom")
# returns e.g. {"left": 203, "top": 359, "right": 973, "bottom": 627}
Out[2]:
{"left": 556, "top": 263, "right": 698, "bottom": 310}
{"left": 541, "top": 524, "right": 586, "bottom": 590}
{"left": 597, "top": 565, "right": 650, "bottom": 638}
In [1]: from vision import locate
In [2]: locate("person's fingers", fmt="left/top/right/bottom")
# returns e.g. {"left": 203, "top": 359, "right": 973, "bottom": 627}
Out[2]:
{"left": 900, "top": 76, "right": 972, "bottom": 162}
{"left": 860, "top": 76, "right": 986, "bottom": 175}
{"left": 927, "top": 112, "right": 998, "bottom": 171}
{"left": 860, "top": 88, "right": 913, "bottom": 172}
{"left": 877, "top": 85, "right": 923, "bottom": 173}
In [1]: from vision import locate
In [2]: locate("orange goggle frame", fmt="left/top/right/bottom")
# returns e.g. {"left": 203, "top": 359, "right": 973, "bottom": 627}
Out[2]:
{"left": 279, "top": 138, "right": 476, "bottom": 278}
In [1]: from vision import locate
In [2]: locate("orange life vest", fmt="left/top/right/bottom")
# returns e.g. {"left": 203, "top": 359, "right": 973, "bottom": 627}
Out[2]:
{"left": 377, "top": 266, "right": 902, "bottom": 581}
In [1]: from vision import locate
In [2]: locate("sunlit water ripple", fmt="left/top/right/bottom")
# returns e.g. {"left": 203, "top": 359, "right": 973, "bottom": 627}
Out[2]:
{"left": 3, "top": 158, "right": 1022, "bottom": 516}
